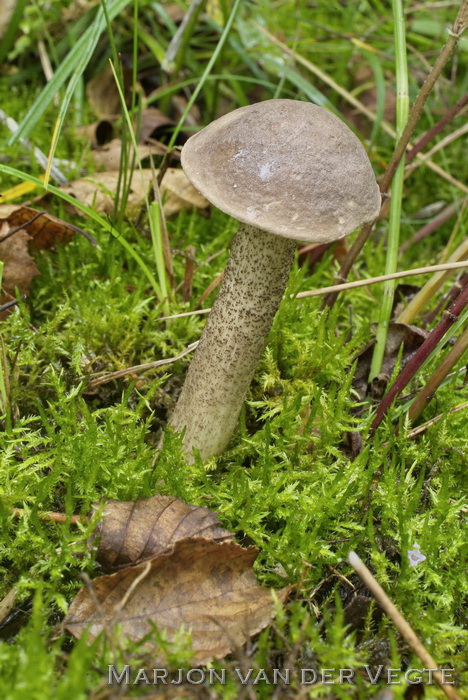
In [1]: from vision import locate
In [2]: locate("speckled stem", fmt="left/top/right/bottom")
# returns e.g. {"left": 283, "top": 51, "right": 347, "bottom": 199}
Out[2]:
{"left": 169, "top": 224, "right": 296, "bottom": 461}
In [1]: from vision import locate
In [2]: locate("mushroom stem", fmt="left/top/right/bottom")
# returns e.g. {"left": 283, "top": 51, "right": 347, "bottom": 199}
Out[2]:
{"left": 169, "top": 224, "right": 296, "bottom": 461}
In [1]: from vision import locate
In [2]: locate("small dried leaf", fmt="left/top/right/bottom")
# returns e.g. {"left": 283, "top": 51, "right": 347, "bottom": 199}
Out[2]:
{"left": 60, "top": 168, "right": 209, "bottom": 217}
{"left": 91, "top": 139, "right": 166, "bottom": 171}
{"left": 162, "top": 169, "right": 209, "bottom": 213}
{"left": 0, "top": 229, "right": 39, "bottom": 295}
{"left": 353, "top": 322, "right": 429, "bottom": 401}
{"left": 139, "top": 108, "right": 175, "bottom": 143}
{"left": 343, "top": 594, "right": 373, "bottom": 631}
{"left": 65, "top": 539, "right": 289, "bottom": 665}
{"left": 0, "top": 205, "right": 92, "bottom": 250}
{"left": 86, "top": 64, "right": 134, "bottom": 119}
{"left": 76, "top": 120, "right": 114, "bottom": 147}
{"left": 90, "top": 495, "right": 233, "bottom": 571}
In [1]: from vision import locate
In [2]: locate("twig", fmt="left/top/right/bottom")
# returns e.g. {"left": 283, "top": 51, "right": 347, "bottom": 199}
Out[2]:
{"left": 405, "top": 401, "right": 468, "bottom": 439}
{"left": 86, "top": 341, "right": 199, "bottom": 387}
{"left": 370, "top": 279, "right": 468, "bottom": 433}
{"left": 399, "top": 197, "right": 466, "bottom": 254}
{"left": 383, "top": 0, "right": 468, "bottom": 189}
{"left": 159, "top": 261, "right": 468, "bottom": 320}
{"left": 396, "top": 237, "right": 468, "bottom": 324}
{"left": 182, "top": 245, "right": 196, "bottom": 302}
{"left": 113, "top": 561, "right": 152, "bottom": 616}
{"left": 408, "top": 327, "right": 468, "bottom": 423}
{"left": 322, "top": 0, "right": 468, "bottom": 309}
{"left": 405, "top": 93, "right": 468, "bottom": 162}
{"left": 196, "top": 270, "right": 224, "bottom": 307}
{"left": 404, "top": 123, "right": 468, "bottom": 179}
{"left": 348, "top": 551, "right": 462, "bottom": 700}
{"left": 0, "top": 211, "right": 45, "bottom": 244}
{"left": 255, "top": 22, "right": 467, "bottom": 194}
{"left": 424, "top": 274, "right": 468, "bottom": 325}
{"left": 0, "top": 587, "right": 17, "bottom": 627}
{"left": 297, "top": 262, "right": 468, "bottom": 299}
{"left": 0, "top": 298, "right": 21, "bottom": 313}
{"left": 10, "top": 507, "right": 82, "bottom": 524}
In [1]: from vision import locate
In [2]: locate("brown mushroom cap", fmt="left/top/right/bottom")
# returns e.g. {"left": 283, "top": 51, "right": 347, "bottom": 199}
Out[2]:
{"left": 181, "top": 99, "right": 381, "bottom": 243}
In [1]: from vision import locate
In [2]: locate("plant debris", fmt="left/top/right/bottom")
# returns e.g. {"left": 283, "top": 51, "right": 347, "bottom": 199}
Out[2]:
{"left": 89, "top": 494, "right": 233, "bottom": 571}
{"left": 65, "top": 538, "right": 289, "bottom": 665}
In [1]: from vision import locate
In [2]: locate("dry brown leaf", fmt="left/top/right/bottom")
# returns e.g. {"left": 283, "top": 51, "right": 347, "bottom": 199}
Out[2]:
{"left": 353, "top": 322, "right": 429, "bottom": 401}
{"left": 139, "top": 108, "right": 175, "bottom": 143}
{"left": 60, "top": 168, "right": 209, "bottom": 217}
{"left": 91, "top": 139, "right": 166, "bottom": 171}
{"left": 162, "top": 169, "right": 209, "bottom": 214}
{"left": 90, "top": 495, "right": 233, "bottom": 571}
{"left": 76, "top": 120, "right": 114, "bottom": 147}
{"left": 0, "top": 205, "right": 95, "bottom": 250}
{"left": 86, "top": 64, "right": 135, "bottom": 119}
{"left": 0, "top": 229, "right": 39, "bottom": 295}
{"left": 65, "top": 538, "right": 289, "bottom": 665}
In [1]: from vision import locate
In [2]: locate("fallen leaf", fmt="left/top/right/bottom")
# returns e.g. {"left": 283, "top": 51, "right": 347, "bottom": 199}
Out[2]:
{"left": 76, "top": 120, "right": 114, "bottom": 147}
{"left": 91, "top": 139, "right": 166, "bottom": 171}
{"left": 353, "top": 323, "right": 429, "bottom": 401}
{"left": 86, "top": 63, "right": 135, "bottom": 119}
{"left": 161, "top": 169, "right": 209, "bottom": 215}
{"left": 90, "top": 495, "right": 233, "bottom": 571}
{"left": 0, "top": 205, "right": 96, "bottom": 250}
{"left": 0, "top": 229, "right": 39, "bottom": 295}
{"left": 65, "top": 538, "right": 289, "bottom": 665}
{"left": 60, "top": 168, "right": 209, "bottom": 217}
{"left": 139, "top": 108, "right": 175, "bottom": 143}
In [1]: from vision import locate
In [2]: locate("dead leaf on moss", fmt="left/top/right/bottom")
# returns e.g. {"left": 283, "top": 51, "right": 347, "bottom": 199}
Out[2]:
{"left": 0, "top": 205, "right": 96, "bottom": 250}
{"left": 0, "top": 229, "right": 39, "bottom": 296}
{"left": 90, "top": 495, "right": 233, "bottom": 571}
{"left": 60, "top": 168, "right": 209, "bottom": 217}
{"left": 65, "top": 538, "right": 289, "bottom": 665}
{"left": 353, "top": 322, "right": 429, "bottom": 401}
{"left": 91, "top": 139, "right": 166, "bottom": 171}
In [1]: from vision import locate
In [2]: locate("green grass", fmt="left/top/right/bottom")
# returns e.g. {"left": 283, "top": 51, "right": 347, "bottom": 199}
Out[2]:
{"left": 0, "top": 0, "right": 467, "bottom": 698}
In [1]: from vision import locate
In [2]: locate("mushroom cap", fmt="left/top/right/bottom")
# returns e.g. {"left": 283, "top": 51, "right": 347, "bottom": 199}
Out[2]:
{"left": 181, "top": 99, "right": 381, "bottom": 243}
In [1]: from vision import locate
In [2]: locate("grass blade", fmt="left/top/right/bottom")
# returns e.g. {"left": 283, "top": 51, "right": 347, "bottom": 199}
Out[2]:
{"left": 9, "top": 0, "right": 132, "bottom": 145}
{"left": 369, "top": 0, "right": 409, "bottom": 381}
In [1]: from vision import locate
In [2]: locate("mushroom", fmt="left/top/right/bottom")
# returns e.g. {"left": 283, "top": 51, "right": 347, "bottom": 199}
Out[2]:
{"left": 169, "top": 99, "right": 381, "bottom": 461}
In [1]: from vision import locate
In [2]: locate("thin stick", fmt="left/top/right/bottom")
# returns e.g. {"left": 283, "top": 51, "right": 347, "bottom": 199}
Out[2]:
{"left": 408, "top": 326, "right": 468, "bottom": 423}
{"left": 399, "top": 197, "right": 466, "bottom": 254}
{"left": 87, "top": 341, "right": 198, "bottom": 387}
{"left": 255, "top": 23, "right": 467, "bottom": 193}
{"left": 158, "top": 261, "right": 468, "bottom": 320}
{"left": 405, "top": 93, "right": 468, "bottom": 162}
{"left": 406, "top": 401, "right": 468, "bottom": 438}
{"left": 10, "top": 507, "right": 82, "bottom": 524}
{"left": 322, "top": 0, "right": 468, "bottom": 309}
{"left": 348, "top": 551, "right": 462, "bottom": 700}
{"left": 383, "top": 0, "right": 468, "bottom": 190}
{"left": 396, "top": 238, "right": 468, "bottom": 324}
{"left": 0, "top": 587, "right": 17, "bottom": 627}
{"left": 370, "top": 279, "right": 468, "bottom": 433}
{"left": 404, "top": 123, "right": 468, "bottom": 178}
{"left": 297, "top": 262, "right": 468, "bottom": 298}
